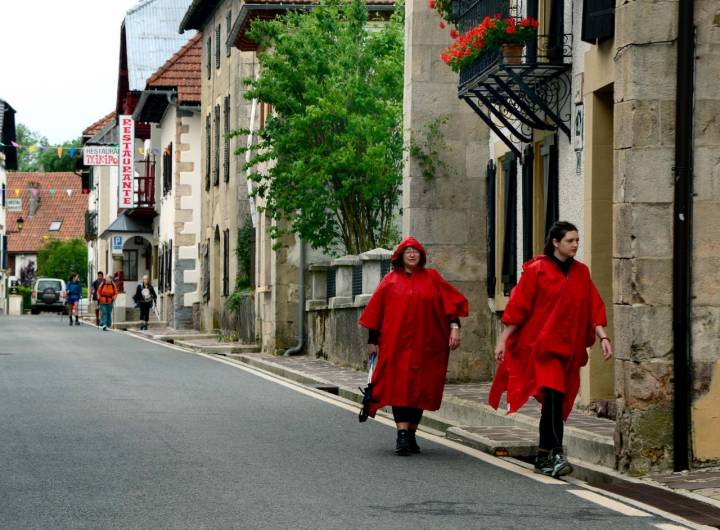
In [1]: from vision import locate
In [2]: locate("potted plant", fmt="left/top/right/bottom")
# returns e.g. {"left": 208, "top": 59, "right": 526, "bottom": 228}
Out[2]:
{"left": 441, "top": 15, "right": 539, "bottom": 72}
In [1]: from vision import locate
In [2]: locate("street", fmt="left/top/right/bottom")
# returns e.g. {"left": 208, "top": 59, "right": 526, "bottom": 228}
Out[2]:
{"left": 0, "top": 316, "right": 690, "bottom": 529}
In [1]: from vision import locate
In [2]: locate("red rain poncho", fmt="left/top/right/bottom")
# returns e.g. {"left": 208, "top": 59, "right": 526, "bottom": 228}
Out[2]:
{"left": 488, "top": 255, "right": 607, "bottom": 420}
{"left": 359, "top": 237, "right": 469, "bottom": 417}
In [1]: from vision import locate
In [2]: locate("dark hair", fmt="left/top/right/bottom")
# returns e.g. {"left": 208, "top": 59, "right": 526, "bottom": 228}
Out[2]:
{"left": 70, "top": 272, "right": 78, "bottom": 281}
{"left": 544, "top": 221, "right": 579, "bottom": 255}
{"left": 98, "top": 271, "right": 104, "bottom": 276}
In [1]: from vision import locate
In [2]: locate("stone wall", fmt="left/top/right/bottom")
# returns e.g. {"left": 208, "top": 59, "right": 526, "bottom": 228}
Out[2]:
{"left": 613, "top": 0, "right": 720, "bottom": 472}
{"left": 403, "top": 0, "right": 493, "bottom": 380}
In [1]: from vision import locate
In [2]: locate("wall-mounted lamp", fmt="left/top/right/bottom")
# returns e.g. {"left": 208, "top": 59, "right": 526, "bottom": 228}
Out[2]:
{"left": 16, "top": 217, "right": 24, "bottom": 232}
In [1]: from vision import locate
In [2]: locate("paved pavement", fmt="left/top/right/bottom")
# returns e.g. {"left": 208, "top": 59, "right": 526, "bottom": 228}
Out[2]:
{"left": 0, "top": 315, "right": 696, "bottom": 529}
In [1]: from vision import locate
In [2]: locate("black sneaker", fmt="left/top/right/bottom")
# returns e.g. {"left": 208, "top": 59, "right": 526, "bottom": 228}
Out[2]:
{"left": 68, "top": 319, "right": 73, "bottom": 326}
{"left": 408, "top": 430, "right": 421, "bottom": 454}
{"left": 550, "top": 449, "right": 573, "bottom": 478}
{"left": 395, "top": 429, "right": 411, "bottom": 456}
{"left": 534, "top": 452, "right": 553, "bottom": 475}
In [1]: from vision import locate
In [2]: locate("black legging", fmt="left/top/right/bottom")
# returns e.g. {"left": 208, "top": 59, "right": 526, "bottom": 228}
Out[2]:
{"left": 539, "top": 387, "right": 565, "bottom": 451}
{"left": 139, "top": 303, "right": 151, "bottom": 322}
{"left": 392, "top": 406, "right": 423, "bottom": 425}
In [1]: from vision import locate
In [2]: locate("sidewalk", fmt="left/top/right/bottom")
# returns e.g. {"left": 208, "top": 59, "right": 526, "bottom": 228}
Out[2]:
{"left": 128, "top": 327, "right": 720, "bottom": 524}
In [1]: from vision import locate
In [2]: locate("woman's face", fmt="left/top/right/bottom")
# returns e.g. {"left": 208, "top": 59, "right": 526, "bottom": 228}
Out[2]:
{"left": 554, "top": 230, "right": 580, "bottom": 259}
{"left": 402, "top": 246, "right": 421, "bottom": 268}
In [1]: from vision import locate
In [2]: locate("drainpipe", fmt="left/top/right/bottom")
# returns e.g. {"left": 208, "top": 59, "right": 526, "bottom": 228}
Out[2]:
{"left": 284, "top": 240, "right": 306, "bottom": 356}
{"left": 672, "top": 0, "right": 694, "bottom": 472}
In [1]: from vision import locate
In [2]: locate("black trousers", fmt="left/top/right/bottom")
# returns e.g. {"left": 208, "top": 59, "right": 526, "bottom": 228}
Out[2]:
{"left": 538, "top": 387, "right": 565, "bottom": 451}
{"left": 139, "top": 303, "right": 151, "bottom": 322}
{"left": 392, "top": 406, "right": 423, "bottom": 425}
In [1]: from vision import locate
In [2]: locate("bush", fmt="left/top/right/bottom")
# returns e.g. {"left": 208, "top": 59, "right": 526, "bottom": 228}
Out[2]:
{"left": 17, "top": 286, "right": 32, "bottom": 312}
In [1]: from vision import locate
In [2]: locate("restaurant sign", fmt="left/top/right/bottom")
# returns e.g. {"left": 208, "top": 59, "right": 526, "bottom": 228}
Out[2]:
{"left": 83, "top": 145, "right": 119, "bottom": 166}
{"left": 118, "top": 115, "right": 135, "bottom": 208}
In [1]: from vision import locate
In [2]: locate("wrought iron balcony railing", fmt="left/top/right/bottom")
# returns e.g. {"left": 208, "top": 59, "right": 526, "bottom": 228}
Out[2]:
{"left": 134, "top": 158, "right": 156, "bottom": 209}
{"left": 85, "top": 211, "right": 98, "bottom": 241}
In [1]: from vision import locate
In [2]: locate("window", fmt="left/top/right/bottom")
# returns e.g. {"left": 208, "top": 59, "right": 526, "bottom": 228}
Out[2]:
{"left": 485, "top": 160, "right": 496, "bottom": 298}
{"left": 214, "top": 104, "right": 220, "bottom": 186}
{"left": 1, "top": 183, "right": 5, "bottom": 207}
{"left": 206, "top": 36, "right": 212, "bottom": 80}
{"left": 49, "top": 220, "right": 62, "bottom": 231}
{"left": 202, "top": 239, "right": 210, "bottom": 302}
{"left": 226, "top": 11, "right": 232, "bottom": 57}
{"left": 540, "top": 135, "right": 559, "bottom": 238}
{"left": 581, "top": 0, "right": 615, "bottom": 44}
{"left": 1, "top": 234, "right": 7, "bottom": 270}
{"left": 123, "top": 250, "right": 138, "bottom": 281}
{"left": 166, "top": 240, "right": 172, "bottom": 292}
{"left": 500, "top": 154, "right": 518, "bottom": 296}
{"left": 223, "top": 95, "right": 230, "bottom": 182}
{"left": 222, "top": 229, "right": 230, "bottom": 296}
{"left": 158, "top": 247, "right": 164, "bottom": 293}
{"left": 205, "top": 113, "right": 212, "bottom": 191}
{"left": 163, "top": 143, "right": 173, "bottom": 195}
{"left": 215, "top": 25, "right": 221, "bottom": 69}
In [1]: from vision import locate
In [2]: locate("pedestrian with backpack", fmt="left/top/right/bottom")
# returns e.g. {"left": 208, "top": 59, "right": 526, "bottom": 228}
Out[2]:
{"left": 97, "top": 276, "right": 117, "bottom": 331}
{"left": 133, "top": 275, "right": 157, "bottom": 330}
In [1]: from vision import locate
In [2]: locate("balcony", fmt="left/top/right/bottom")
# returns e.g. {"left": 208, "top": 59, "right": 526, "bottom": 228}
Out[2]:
{"left": 134, "top": 157, "right": 156, "bottom": 209}
{"left": 454, "top": 0, "right": 572, "bottom": 157}
{"left": 85, "top": 211, "right": 98, "bottom": 241}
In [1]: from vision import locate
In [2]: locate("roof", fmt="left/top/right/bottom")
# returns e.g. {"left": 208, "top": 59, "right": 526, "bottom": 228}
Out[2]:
{"left": 179, "top": 0, "right": 217, "bottom": 33}
{"left": 82, "top": 111, "right": 116, "bottom": 138}
{"left": 6, "top": 173, "right": 87, "bottom": 254}
{"left": 123, "top": 0, "right": 197, "bottom": 91}
{"left": 228, "top": 1, "right": 396, "bottom": 51}
{"left": 100, "top": 212, "right": 153, "bottom": 238}
{"left": 147, "top": 33, "right": 202, "bottom": 103}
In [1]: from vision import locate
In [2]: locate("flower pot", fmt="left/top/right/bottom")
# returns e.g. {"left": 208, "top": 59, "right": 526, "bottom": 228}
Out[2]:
{"left": 501, "top": 43, "right": 524, "bottom": 65}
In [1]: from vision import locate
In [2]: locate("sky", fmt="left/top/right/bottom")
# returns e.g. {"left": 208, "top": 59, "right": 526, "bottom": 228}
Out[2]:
{"left": 0, "top": 0, "right": 142, "bottom": 145}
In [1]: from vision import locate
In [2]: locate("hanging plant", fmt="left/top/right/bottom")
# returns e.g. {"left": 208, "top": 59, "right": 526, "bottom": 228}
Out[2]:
{"left": 428, "top": 0, "right": 455, "bottom": 24}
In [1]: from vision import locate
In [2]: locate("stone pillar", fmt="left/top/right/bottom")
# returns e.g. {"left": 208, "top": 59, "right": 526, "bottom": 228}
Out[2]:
{"left": 403, "top": 1, "right": 492, "bottom": 380}
{"left": 306, "top": 262, "right": 329, "bottom": 310}
{"left": 356, "top": 248, "right": 392, "bottom": 305}
{"left": 613, "top": 0, "right": 677, "bottom": 474}
{"left": 328, "top": 255, "right": 359, "bottom": 308}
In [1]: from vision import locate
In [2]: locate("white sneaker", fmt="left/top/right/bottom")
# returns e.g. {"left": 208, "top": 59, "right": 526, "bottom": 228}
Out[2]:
{"left": 102, "top": 325, "right": 107, "bottom": 331}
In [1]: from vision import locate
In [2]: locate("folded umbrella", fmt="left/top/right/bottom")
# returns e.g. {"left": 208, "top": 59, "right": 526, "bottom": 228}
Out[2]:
{"left": 358, "top": 352, "right": 377, "bottom": 423}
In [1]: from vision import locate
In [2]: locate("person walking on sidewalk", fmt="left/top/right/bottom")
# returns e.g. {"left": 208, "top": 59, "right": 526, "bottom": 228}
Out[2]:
{"left": 133, "top": 275, "right": 156, "bottom": 330}
{"left": 97, "top": 276, "right": 117, "bottom": 331}
{"left": 90, "top": 271, "right": 104, "bottom": 326}
{"left": 66, "top": 273, "right": 83, "bottom": 326}
{"left": 489, "top": 221, "right": 613, "bottom": 478}
{"left": 359, "top": 236, "right": 468, "bottom": 456}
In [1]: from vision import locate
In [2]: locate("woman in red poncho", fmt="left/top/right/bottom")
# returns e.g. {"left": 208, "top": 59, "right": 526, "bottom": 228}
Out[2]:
{"left": 359, "top": 236, "right": 469, "bottom": 455}
{"left": 489, "top": 221, "right": 613, "bottom": 477}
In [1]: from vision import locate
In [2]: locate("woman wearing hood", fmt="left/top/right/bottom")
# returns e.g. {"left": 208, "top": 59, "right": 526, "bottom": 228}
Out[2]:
{"left": 489, "top": 221, "right": 613, "bottom": 478}
{"left": 359, "top": 236, "right": 469, "bottom": 455}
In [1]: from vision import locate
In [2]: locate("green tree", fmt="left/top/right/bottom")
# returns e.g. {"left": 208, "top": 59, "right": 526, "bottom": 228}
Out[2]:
{"left": 15, "top": 123, "right": 82, "bottom": 172}
{"left": 234, "top": 0, "right": 404, "bottom": 255}
{"left": 37, "top": 238, "right": 88, "bottom": 284}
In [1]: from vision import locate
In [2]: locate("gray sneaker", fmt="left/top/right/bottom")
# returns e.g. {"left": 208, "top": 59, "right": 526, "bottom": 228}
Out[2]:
{"left": 534, "top": 452, "right": 553, "bottom": 475}
{"left": 550, "top": 450, "right": 573, "bottom": 478}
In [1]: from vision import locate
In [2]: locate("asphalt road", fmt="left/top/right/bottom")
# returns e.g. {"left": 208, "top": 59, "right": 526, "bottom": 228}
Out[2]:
{"left": 0, "top": 315, "right": 685, "bottom": 529}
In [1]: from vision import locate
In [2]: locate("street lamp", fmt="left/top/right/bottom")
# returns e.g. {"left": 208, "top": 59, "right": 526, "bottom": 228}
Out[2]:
{"left": 16, "top": 217, "right": 24, "bottom": 232}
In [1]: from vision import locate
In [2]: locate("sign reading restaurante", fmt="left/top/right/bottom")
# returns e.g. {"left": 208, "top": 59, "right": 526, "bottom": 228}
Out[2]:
{"left": 118, "top": 115, "right": 135, "bottom": 208}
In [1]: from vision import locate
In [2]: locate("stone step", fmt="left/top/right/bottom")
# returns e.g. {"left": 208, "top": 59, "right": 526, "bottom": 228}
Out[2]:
{"left": 445, "top": 426, "right": 538, "bottom": 458}
{"left": 113, "top": 320, "right": 168, "bottom": 331}
{"left": 173, "top": 339, "right": 260, "bottom": 355}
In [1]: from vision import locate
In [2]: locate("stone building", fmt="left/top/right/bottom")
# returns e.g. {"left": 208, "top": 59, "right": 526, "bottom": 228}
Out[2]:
{"left": 405, "top": 0, "right": 720, "bottom": 473}
{"left": 0, "top": 98, "right": 16, "bottom": 313}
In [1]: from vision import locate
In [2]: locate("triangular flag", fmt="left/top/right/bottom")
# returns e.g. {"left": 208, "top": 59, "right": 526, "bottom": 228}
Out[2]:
{"left": 49, "top": 189, "right": 56, "bottom": 196}
{"left": 31, "top": 188, "right": 38, "bottom": 197}
{"left": 43, "top": 146, "right": 49, "bottom": 152}
{"left": 57, "top": 147, "right": 63, "bottom": 157}
{"left": 11, "top": 141, "right": 19, "bottom": 148}
{"left": 69, "top": 147, "right": 75, "bottom": 158}
{"left": 139, "top": 147, "right": 145, "bottom": 155}
{"left": 28, "top": 145, "right": 37, "bottom": 153}
{"left": 66, "top": 189, "right": 72, "bottom": 196}
{"left": 15, "top": 189, "right": 20, "bottom": 197}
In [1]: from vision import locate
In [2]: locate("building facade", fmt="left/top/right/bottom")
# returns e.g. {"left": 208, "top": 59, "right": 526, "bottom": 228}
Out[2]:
{"left": 406, "top": 0, "right": 720, "bottom": 473}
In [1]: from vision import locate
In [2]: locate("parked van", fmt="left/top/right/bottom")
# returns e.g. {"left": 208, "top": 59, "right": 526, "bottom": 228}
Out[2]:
{"left": 30, "top": 278, "right": 67, "bottom": 314}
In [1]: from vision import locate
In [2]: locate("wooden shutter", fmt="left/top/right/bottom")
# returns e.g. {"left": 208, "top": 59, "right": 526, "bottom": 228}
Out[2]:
{"left": 215, "top": 25, "right": 221, "bottom": 69}
{"left": 226, "top": 11, "right": 232, "bottom": 57}
{"left": 205, "top": 113, "right": 211, "bottom": 190}
{"left": 521, "top": 145, "right": 534, "bottom": 263}
{"left": 224, "top": 95, "right": 230, "bottom": 183}
{"left": 501, "top": 154, "right": 518, "bottom": 296}
{"left": 223, "top": 229, "right": 229, "bottom": 296}
{"left": 581, "top": 0, "right": 615, "bottom": 44}
{"left": 206, "top": 36, "right": 212, "bottom": 80}
{"left": 486, "top": 160, "right": 496, "bottom": 298}
{"left": 541, "top": 135, "right": 559, "bottom": 237}
{"left": 214, "top": 104, "right": 220, "bottom": 186}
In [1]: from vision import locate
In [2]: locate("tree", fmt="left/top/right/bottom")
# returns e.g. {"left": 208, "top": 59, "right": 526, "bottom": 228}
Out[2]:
{"left": 37, "top": 238, "right": 88, "bottom": 284}
{"left": 15, "top": 123, "right": 82, "bottom": 172}
{"left": 235, "top": 0, "right": 404, "bottom": 255}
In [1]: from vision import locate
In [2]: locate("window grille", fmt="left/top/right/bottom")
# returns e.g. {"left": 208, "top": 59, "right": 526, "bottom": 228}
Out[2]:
{"left": 215, "top": 25, "right": 221, "bottom": 69}
{"left": 326, "top": 268, "right": 336, "bottom": 299}
{"left": 352, "top": 264, "right": 362, "bottom": 298}
{"left": 380, "top": 260, "right": 391, "bottom": 279}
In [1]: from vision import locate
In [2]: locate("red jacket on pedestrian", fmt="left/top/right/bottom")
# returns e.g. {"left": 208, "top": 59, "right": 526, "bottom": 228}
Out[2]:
{"left": 359, "top": 237, "right": 469, "bottom": 417}
{"left": 488, "top": 255, "right": 607, "bottom": 420}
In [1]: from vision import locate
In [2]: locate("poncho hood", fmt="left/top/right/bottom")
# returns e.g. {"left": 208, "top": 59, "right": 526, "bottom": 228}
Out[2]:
{"left": 391, "top": 236, "right": 427, "bottom": 268}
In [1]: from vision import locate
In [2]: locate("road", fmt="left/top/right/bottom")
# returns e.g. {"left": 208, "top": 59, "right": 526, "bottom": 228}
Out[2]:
{"left": 0, "top": 315, "right": 690, "bottom": 529}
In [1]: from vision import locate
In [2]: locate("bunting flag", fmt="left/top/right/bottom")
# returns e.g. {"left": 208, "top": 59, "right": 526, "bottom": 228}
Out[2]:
{"left": 49, "top": 189, "right": 57, "bottom": 196}
{"left": 57, "top": 147, "right": 63, "bottom": 158}
{"left": 15, "top": 189, "right": 20, "bottom": 197}
{"left": 66, "top": 189, "right": 73, "bottom": 196}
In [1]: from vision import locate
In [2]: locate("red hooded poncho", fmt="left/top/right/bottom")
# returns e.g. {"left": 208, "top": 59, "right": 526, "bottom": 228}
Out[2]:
{"left": 359, "top": 237, "right": 469, "bottom": 417}
{"left": 488, "top": 255, "right": 607, "bottom": 420}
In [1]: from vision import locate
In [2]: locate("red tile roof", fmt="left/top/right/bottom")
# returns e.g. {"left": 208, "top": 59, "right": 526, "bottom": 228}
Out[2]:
{"left": 82, "top": 111, "right": 116, "bottom": 137}
{"left": 6, "top": 172, "right": 87, "bottom": 254}
{"left": 146, "top": 33, "right": 202, "bottom": 104}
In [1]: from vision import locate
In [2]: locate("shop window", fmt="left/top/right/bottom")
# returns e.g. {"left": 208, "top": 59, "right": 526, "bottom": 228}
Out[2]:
{"left": 123, "top": 250, "right": 138, "bottom": 282}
